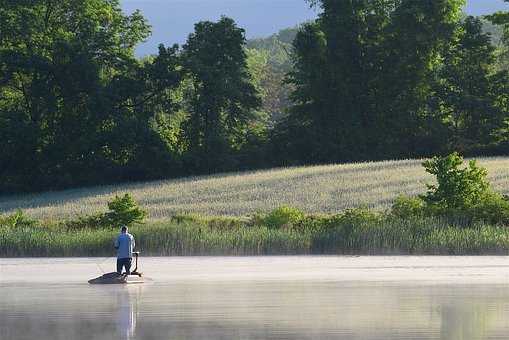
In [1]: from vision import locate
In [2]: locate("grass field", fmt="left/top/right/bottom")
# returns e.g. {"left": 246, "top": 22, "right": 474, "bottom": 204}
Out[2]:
{"left": 1, "top": 157, "right": 509, "bottom": 221}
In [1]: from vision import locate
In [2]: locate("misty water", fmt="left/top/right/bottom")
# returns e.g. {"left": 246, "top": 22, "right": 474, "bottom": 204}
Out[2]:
{"left": 2, "top": 256, "right": 509, "bottom": 340}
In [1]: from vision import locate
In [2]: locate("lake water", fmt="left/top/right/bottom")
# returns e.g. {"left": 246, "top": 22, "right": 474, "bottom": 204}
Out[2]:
{"left": 2, "top": 256, "right": 509, "bottom": 340}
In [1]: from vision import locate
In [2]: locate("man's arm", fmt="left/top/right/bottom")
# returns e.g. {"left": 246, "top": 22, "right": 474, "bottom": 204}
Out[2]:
{"left": 114, "top": 237, "right": 119, "bottom": 249}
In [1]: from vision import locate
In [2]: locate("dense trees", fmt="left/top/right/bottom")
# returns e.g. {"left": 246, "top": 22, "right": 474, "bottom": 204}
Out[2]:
{"left": 279, "top": 0, "right": 486, "bottom": 164}
{"left": 1, "top": 0, "right": 509, "bottom": 193}
{"left": 0, "top": 0, "right": 154, "bottom": 191}
{"left": 0, "top": 1, "right": 259, "bottom": 192}
{"left": 433, "top": 16, "right": 508, "bottom": 152}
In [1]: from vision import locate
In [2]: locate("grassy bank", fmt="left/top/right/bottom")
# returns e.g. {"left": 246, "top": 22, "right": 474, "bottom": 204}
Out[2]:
{"left": 2, "top": 215, "right": 509, "bottom": 257}
{"left": 1, "top": 157, "right": 509, "bottom": 220}
{"left": 2, "top": 154, "right": 509, "bottom": 257}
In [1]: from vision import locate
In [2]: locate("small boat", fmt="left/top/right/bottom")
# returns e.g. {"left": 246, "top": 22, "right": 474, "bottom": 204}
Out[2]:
{"left": 88, "top": 272, "right": 144, "bottom": 284}
{"left": 89, "top": 252, "right": 144, "bottom": 285}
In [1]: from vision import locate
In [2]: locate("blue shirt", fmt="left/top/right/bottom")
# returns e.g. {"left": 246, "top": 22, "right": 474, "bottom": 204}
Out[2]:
{"left": 114, "top": 233, "right": 135, "bottom": 259}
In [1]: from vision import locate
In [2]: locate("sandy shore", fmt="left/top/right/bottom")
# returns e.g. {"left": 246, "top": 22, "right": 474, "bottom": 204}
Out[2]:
{"left": 2, "top": 256, "right": 509, "bottom": 285}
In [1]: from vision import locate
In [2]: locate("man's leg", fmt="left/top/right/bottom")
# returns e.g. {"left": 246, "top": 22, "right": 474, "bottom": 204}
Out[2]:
{"left": 125, "top": 258, "right": 132, "bottom": 275}
{"left": 117, "top": 258, "right": 122, "bottom": 274}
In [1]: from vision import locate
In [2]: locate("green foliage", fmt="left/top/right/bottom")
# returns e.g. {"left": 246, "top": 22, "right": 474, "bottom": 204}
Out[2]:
{"left": 470, "top": 192, "right": 509, "bottom": 225}
{"left": 486, "top": 1, "right": 509, "bottom": 71}
{"left": 432, "top": 16, "right": 508, "bottom": 152}
{"left": 0, "top": 210, "right": 37, "bottom": 229}
{"left": 64, "top": 193, "right": 147, "bottom": 230}
{"left": 278, "top": 0, "right": 509, "bottom": 165}
{"left": 63, "top": 213, "right": 108, "bottom": 231}
{"left": 421, "top": 153, "right": 490, "bottom": 211}
{"left": 391, "top": 196, "right": 426, "bottom": 219}
{"left": 262, "top": 206, "right": 305, "bottom": 229}
{"left": 245, "top": 48, "right": 291, "bottom": 126}
{"left": 486, "top": 1, "right": 509, "bottom": 45}
{"left": 389, "top": 154, "right": 509, "bottom": 226}
{"left": 1, "top": 0, "right": 509, "bottom": 195}
{"left": 280, "top": 0, "right": 467, "bottom": 164}
{"left": 245, "top": 27, "right": 298, "bottom": 126}
{"left": 181, "top": 16, "right": 262, "bottom": 173}
{"left": 104, "top": 194, "right": 147, "bottom": 227}
{"left": 0, "top": 0, "right": 183, "bottom": 193}
{"left": 5, "top": 210, "right": 509, "bottom": 257}
{"left": 337, "top": 208, "right": 381, "bottom": 226}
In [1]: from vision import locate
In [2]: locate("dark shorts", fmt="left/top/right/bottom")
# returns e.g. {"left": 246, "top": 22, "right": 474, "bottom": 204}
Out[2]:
{"left": 117, "top": 258, "right": 132, "bottom": 275}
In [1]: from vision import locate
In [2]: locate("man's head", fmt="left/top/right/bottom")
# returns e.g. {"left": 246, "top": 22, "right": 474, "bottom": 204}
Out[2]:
{"left": 121, "top": 225, "right": 128, "bottom": 233}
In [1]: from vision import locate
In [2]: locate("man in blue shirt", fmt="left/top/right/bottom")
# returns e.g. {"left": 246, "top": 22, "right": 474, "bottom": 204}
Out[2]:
{"left": 114, "top": 225, "right": 136, "bottom": 275}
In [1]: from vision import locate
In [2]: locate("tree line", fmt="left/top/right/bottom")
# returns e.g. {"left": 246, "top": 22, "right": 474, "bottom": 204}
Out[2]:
{"left": 1, "top": 0, "right": 509, "bottom": 193}
{"left": 277, "top": 0, "right": 509, "bottom": 163}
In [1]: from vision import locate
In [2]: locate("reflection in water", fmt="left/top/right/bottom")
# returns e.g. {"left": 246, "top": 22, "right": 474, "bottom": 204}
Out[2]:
{"left": 440, "top": 303, "right": 489, "bottom": 340}
{"left": 2, "top": 282, "right": 509, "bottom": 339}
{"left": 115, "top": 287, "right": 140, "bottom": 340}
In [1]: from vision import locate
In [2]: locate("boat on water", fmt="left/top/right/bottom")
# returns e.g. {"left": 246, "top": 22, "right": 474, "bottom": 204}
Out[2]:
{"left": 88, "top": 272, "right": 144, "bottom": 284}
{"left": 89, "top": 252, "right": 144, "bottom": 285}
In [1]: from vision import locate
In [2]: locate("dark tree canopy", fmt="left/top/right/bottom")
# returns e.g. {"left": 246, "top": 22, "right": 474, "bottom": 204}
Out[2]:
{"left": 181, "top": 17, "right": 261, "bottom": 173}
{"left": 277, "top": 0, "right": 509, "bottom": 165}
{"left": 1, "top": 0, "right": 508, "bottom": 194}
{"left": 0, "top": 0, "right": 181, "bottom": 192}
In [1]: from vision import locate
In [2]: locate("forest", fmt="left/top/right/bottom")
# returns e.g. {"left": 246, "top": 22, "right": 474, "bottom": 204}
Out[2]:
{"left": 1, "top": 0, "right": 509, "bottom": 193}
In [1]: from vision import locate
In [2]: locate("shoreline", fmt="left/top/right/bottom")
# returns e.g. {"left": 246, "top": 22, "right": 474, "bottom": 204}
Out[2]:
{"left": 3, "top": 256, "right": 509, "bottom": 285}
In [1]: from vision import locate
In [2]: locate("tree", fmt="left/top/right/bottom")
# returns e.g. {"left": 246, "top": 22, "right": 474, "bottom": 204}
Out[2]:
{"left": 0, "top": 0, "right": 185, "bottom": 192}
{"left": 181, "top": 17, "right": 261, "bottom": 173}
{"left": 486, "top": 0, "right": 509, "bottom": 69}
{"left": 102, "top": 44, "right": 184, "bottom": 181}
{"left": 276, "top": 22, "right": 327, "bottom": 164}
{"left": 246, "top": 27, "right": 297, "bottom": 125}
{"left": 281, "top": 0, "right": 465, "bottom": 165}
{"left": 379, "top": 0, "right": 464, "bottom": 157}
{"left": 432, "top": 16, "right": 508, "bottom": 152}
{"left": 0, "top": 0, "right": 152, "bottom": 191}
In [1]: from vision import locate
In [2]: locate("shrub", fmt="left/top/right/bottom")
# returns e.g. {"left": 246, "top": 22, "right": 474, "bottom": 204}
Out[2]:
{"left": 63, "top": 213, "right": 107, "bottom": 230}
{"left": 471, "top": 193, "right": 509, "bottom": 225}
{"left": 64, "top": 193, "right": 147, "bottom": 229}
{"left": 103, "top": 194, "right": 147, "bottom": 227}
{"left": 417, "top": 153, "right": 509, "bottom": 226}
{"left": 391, "top": 195, "right": 425, "bottom": 219}
{"left": 338, "top": 207, "right": 381, "bottom": 225}
{"left": 0, "top": 210, "right": 37, "bottom": 228}
{"left": 263, "top": 206, "right": 305, "bottom": 229}
{"left": 421, "top": 153, "right": 490, "bottom": 211}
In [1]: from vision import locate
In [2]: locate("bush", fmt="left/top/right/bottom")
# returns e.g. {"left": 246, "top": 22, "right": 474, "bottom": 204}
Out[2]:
{"left": 263, "top": 206, "right": 305, "bottom": 229}
{"left": 407, "top": 153, "right": 509, "bottom": 226}
{"left": 0, "top": 210, "right": 37, "bottom": 228}
{"left": 63, "top": 213, "right": 108, "bottom": 230}
{"left": 421, "top": 152, "right": 490, "bottom": 211}
{"left": 471, "top": 193, "right": 509, "bottom": 225}
{"left": 64, "top": 193, "right": 147, "bottom": 229}
{"left": 103, "top": 193, "right": 147, "bottom": 227}
{"left": 391, "top": 195, "right": 425, "bottom": 218}
{"left": 338, "top": 208, "right": 381, "bottom": 225}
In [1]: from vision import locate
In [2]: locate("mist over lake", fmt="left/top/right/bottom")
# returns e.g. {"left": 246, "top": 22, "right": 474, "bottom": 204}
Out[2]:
{"left": 4, "top": 257, "right": 509, "bottom": 340}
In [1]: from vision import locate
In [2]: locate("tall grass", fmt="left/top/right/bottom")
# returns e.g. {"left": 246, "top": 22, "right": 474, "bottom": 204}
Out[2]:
{"left": 2, "top": 216, "right": 509, "bottom": 257}
{"left": 1, "top": 157, "right": 509, "bottom": 220}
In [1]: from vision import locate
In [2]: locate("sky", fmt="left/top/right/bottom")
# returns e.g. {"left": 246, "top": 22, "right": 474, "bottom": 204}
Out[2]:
{"left": 121, "top": 0, "right": 509, "bottom": 56}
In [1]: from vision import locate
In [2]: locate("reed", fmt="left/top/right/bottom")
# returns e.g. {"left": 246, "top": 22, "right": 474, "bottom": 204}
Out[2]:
{"left": 2, "top": 216, "right": 509, "bottom": 257}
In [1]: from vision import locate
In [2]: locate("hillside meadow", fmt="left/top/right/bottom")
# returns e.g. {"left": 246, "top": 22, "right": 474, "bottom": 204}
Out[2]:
{"left": 1, "top": 157, "right": 509, "bottom": 221}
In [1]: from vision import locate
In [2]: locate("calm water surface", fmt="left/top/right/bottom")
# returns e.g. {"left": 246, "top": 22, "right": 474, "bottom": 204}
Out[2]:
{"left": 2, "top": 257, "right": 509, "bottom": 340}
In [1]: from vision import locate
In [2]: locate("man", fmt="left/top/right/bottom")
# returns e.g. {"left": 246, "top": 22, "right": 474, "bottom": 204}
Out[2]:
{"left": 114, "top": 225, "right": 135, "bottom": 276}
